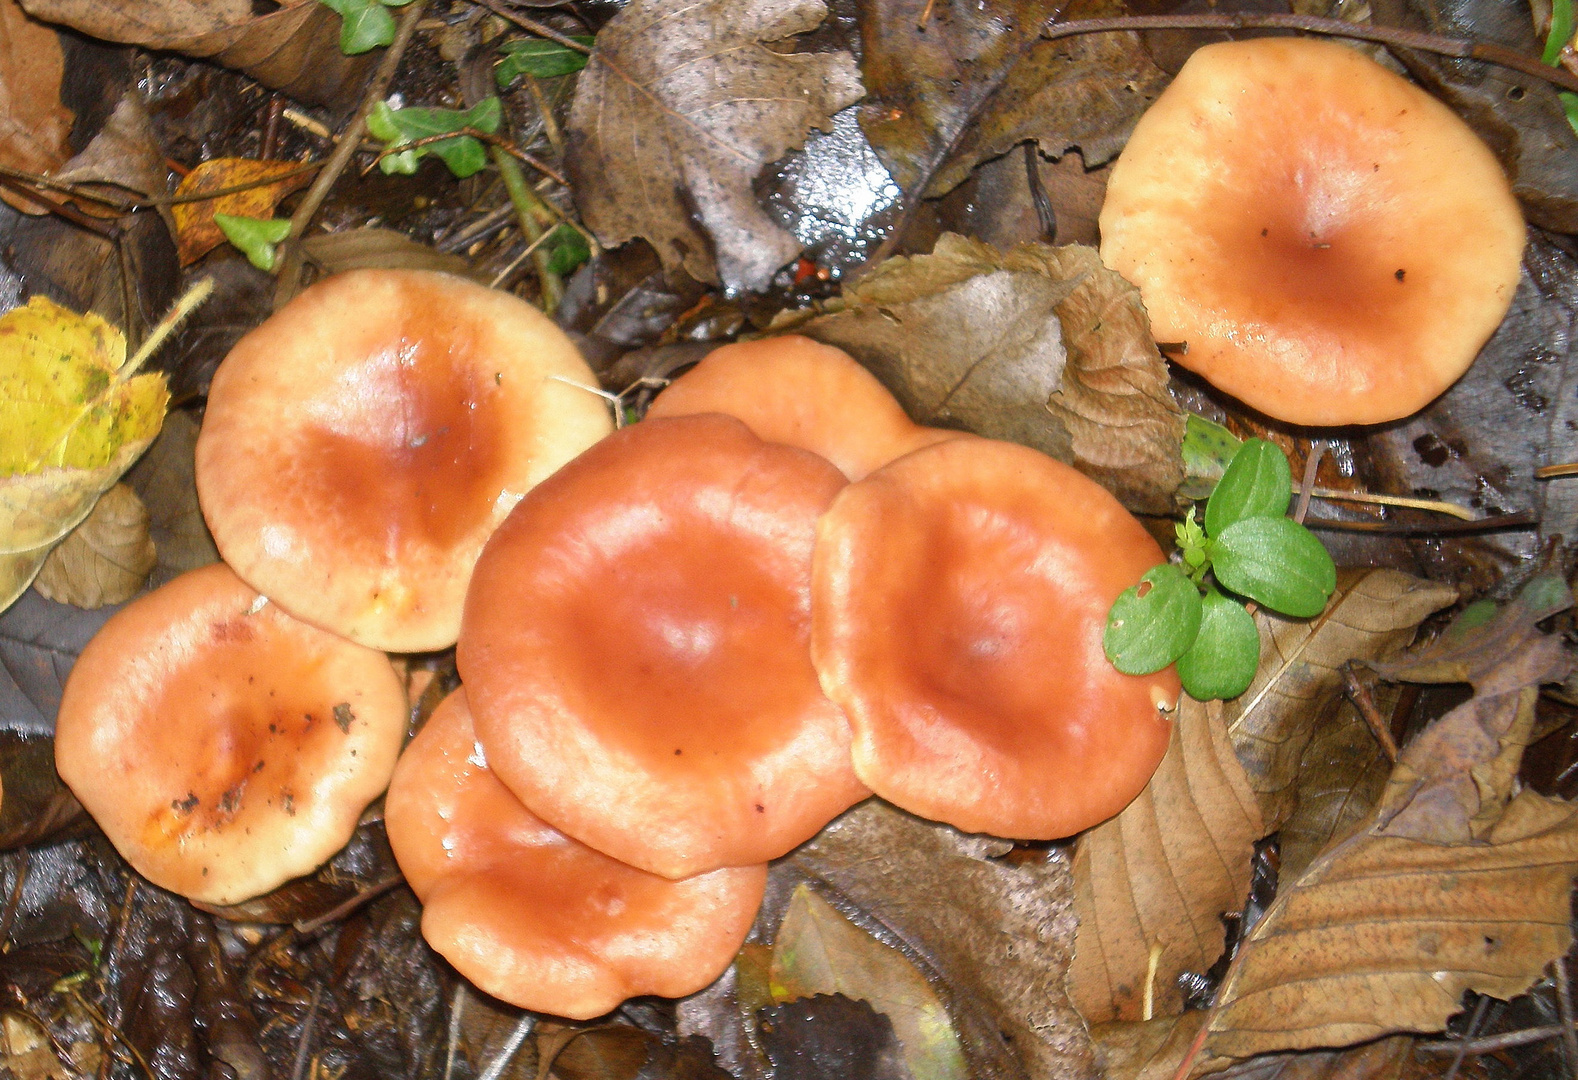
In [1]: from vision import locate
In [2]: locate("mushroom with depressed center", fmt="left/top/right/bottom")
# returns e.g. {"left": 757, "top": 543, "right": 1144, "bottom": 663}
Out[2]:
{"left": 459, "top": 413, "right": 870, "bottom": 879}
{"left": 54, "top": 563, "right": 407, "bottom": 906}
{"left": 385, "top": 688, "right": 766, "bottom": 1019}
{"left": 196, "top": 269, "right": 613, "bottom": 653}
{"left": 812, "top": 436, "right": 1177, "bottom": 839}
{"left": 644, "top": 335, "right": 956, "bottom": 480}
{"left": 1098, "top": 37, "right": 1525, "bottom": 427}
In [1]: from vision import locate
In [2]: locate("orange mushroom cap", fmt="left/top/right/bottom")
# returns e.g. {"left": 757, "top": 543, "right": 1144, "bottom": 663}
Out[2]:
{"left": 811, "top": 436, "right": 1177, "bottom": 839}
{"left": 195, "top": 269, "right": 613, "bottom": 653}
{"left": 459, "top": 414, "right": 870, "bottom": 879}
{"left": 644, "top": 335, "right": 957, "bottom": 480}
{"left": 1099, "top": 37, "right": 1525, "bottom": 427}
{"left": 55, "top": 563, "right": 407, "bottom": 905}
{"left": 385, "top": 688, "right": 765, "bottom": 1019}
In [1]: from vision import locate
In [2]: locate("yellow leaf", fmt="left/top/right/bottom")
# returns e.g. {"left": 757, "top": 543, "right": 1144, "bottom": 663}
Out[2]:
{"left": 0, "top": 296, "right": 167, "bottom": 611}
{"left": 171, "top": 158, "right": 314, "bottom": 266}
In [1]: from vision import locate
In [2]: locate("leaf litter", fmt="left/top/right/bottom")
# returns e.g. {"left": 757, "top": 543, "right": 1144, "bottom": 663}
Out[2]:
{"left": 0, "top": 1, "right": 1577, "bottom": 1078}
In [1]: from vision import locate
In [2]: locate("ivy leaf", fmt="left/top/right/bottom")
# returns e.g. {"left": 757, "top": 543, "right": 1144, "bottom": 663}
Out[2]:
{"left": 495, "top": 37, "right": 593, "bottom": 87}
{"left": 366, "top": 97, "right": 502, "bottom": 179}
{"left": 1211, "top": 517, "right": 1336, "bottom": 619}
{"left": 1204, "top": 438, "right": 1292, "bottom": 538}
{"left": 1179, "top": 414, "right": 1242, "bottom": 500}
{"left": 1104, "top": 563, "right": 1202, "bottom": 675}
{"left": 1544, "top": 0, "right": 1573, "bottom": 65}
{"left": 319, "top": 0, "right": 396, "bottom": 55}
{"left": 213, "top": 214, "right": 291, "bottom": 272}
{"left": 1176, "top": 588, "right": 1260, "bottom": 701}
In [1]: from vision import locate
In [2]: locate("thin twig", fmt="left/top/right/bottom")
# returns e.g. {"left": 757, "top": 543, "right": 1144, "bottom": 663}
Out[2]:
{"left": 525, "top": 75, "right": 565, "bottom": 157}
{"left": 1446, "top": 994, "right": 1492, "bottom": 1080}
{"left": 1294, "top": 441, "right": 1324, "bottom": 525}
{"left": 291, "top": 985, "right": 324, "bottom": 1080}
{"left": 443, "top": 983, "right": 467, "bottom": 1080}
{"left": 1303, "top": 511, "right": 1538, "bottom": 535}
{"left": 124, "top": 277, "right": 215, "bottom": 377}
{"left": 474, "top": 1, "right": 592, "bottom": 53}
{"left": 490, "top": 225, "right": 559, "bottom": 288}
{"left": 1023, "top": 141, "right": 1056, "bottom": 241}
{"left": 1418, "top": 1024, "right": 1573, "bottom": 1053}
{"left": 1538, "top": 462, "right": 1578, "bottom": 479}
{"left": 1040, "top": 12, "right": 1578, "bottom": 94}
{"left": 274, "top": 0, "right": 431, "bottom": 308}
{"left": 1341, "top": 661, "right": 1399, "bottom": 762}
{"left": 1168, "top": 1016, "right": 1213, "bottom": 1080}
{"left": 479, "top": 1013, "right": 535, "bottom": 1080}
{"left": 1308, "top": 488, "right": 1478, "bottom": 520}
{"left": 292, "top": 874, "right": 404, "bottom": 936}
{"left": 0, "top": 851, "right": 29, "bottom": 950}
{"left": 158, "top": 161, "right": 323, "bottom": 207}
{"left": 1556, "top": 958, "right": 1578, "bottom": 1079}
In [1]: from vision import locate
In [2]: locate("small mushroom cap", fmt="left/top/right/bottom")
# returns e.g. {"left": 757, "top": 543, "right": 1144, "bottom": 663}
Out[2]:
{"left": 459, "top": 414, "right": 870, "bottom": 879}
{"left": 386, "top": 688, "right": 766, "bottom": 1019}
{"left": 195, "top": 269, "right": 613, "bottom": 653}
{"left": 1099, "top": 38, "right": 1525, "bottom": 427}
{"left": 812, "top": 437, "right": 1177, "bottom": 839}
{"left": 55, "top": 563, "right": 407, "bottom": 905}
{"left": 644, "top": 335, "right": 958, "bottom": 480}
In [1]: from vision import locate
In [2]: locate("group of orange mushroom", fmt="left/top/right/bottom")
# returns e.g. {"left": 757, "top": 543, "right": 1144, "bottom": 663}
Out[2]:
{"left": 52, "top": 35, "right": 1528, "bottom": 1023}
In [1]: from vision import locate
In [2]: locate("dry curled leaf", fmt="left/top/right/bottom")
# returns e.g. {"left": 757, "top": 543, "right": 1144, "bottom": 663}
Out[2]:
{"left": 1206, "top": 788, "right": 1578, "bottom": 1059}
{"left": 0, "top": 0, "right": 72, "bottom": 215}
{"left": 803, "top": 233, "right": 1184, "bottom": 513}
{"left": 18, "top": 0, "right": 364, "bottom": 106}
{"left": 52, "top": 92, "right": 170, "bottom": 228}
{"left": 565, "top": 0, "right": 863, "bottom": 292}
{"left": 172, "top": 159, "right": 314, "bottom": 266}
{"left": 1070, "top": 696, "right": 1264, "bottom": 1024}
{"left": 1223, "top": 569, "right": 1457, "bottom": 830}
{"left": 33, "top": 482, "right": 154, "bottom": 608}
{"left": 858, "top": 0, "right": 1166, "bottom": 198}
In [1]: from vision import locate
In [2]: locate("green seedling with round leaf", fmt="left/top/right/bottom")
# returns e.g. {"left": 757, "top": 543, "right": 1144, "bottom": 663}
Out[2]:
{"left": 1103, "top": 431, "right": 1337, "bottom": 701}
{"left": 214, "top": 214, "right": 292, "bottom": 272}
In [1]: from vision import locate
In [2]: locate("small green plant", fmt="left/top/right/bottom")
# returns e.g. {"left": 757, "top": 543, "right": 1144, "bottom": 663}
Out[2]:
{"left": 367, "top": 97, "right": 502, "bottom": 179}
{"left": 1103, "top": 419, "right": 1337, "bottom": 701}
{"left": 495, "top": 37, "right": 594, "bottom": 87}
{"left": 1544, "top": 0, "right": 1578, "bottom": 135}
{"left": 214, "top": 213, "right": 292, "bottom": 271}
{"left": 318, "top": 0, "right": 417, "bottom": 56}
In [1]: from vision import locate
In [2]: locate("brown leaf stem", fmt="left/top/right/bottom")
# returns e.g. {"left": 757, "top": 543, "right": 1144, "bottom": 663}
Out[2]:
{"left": 1304, "top": 511, "right": 1538, "bottom": 535}
{"left": 273, "top": 0, "right": 431, "bottom": 309}
{"left": 1445, "top": 995, "right": 1492, "bottom": 1080}
{"left": 1040, "top": 13, "right": 1578, "bottom": 95}
{"left": 289, "top": 984, "right": 323, "bottom": 1080}
{"left": 1340, "top": 661, "right": 1400, "bottom": 763}
{"left": 1293, "top": 440, "right": 1324, "bottom": 525}
{"left": 473, "top": 1, "right": 592, "bottom": 54}
{"left": 291, "top": 873, "right": 404, "bottom": 936}
{"left": 1418, "top": 1024, "right": 1575, "bottom": 1053}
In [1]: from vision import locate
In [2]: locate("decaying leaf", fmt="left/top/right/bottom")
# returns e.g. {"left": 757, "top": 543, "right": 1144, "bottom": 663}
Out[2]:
{"left": 302, "top": 227, "right": 482, "bottom": 281}
{"left": 0, "top": 731, "right": 86, "bottom": 850}
{"left": 17, "top": 0, "right": 365, "bottom": 106}
{"left": 758, "top": 994, "right": 912, "bottom": 1080}
{"left": 0, "top": 0, "right": 72, "bottom": 215}
{"left": 0, "top": 586, "right": 119, "bottom": 733}
{"left": 1206, "top": 788, "right": 1578, "bottom": 1058}
{"left": 0, "top": 297, "right": 168, "bottom": 613}
{"left": 565, "top": 0, "right": 864, "bottom": 292}
{"left": 1090, "top": 1014, "right": 1224, "bottom": 1080}
{"left": 51, "top": 92, "right": 170, "bottom": 228}
{"left": 1070, "top": 696, "right": 1264, "bottom": 1024}
{"left": 857, "top": 0, "right": 1166, "bottom": 198}
{"left": 772, "top": 884, "right": 967, "bottom": 1080}
{"left": 1223, "top": 569, "right": 1457, "bottom": 829}
{"left": 802, "top": 233, "right": 1185, "bottom": 513}
{"left": 33, "top": 482, "right": 154, "bottom": 608}
{"left": 125, "top": 409, "right": 218, "bottom": 589}
{"left": 172, "top": 159, "right": 314, "bottom": 266}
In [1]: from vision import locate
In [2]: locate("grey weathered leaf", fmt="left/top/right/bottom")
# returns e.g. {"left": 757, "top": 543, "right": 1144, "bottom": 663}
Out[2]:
{"left": 803, "top": 234, "right": 1184, "bottom": 513}
{"left": 0, "top": 586, "right": 119, "bottom": 735}
{"left": 565, "top": 0, "right": 863, "bottom": 292}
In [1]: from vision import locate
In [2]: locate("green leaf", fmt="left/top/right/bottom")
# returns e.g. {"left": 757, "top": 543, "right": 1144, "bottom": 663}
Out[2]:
{"left": 1175, "top": 506, "right": 1208, "bottom": 570}
{"left": 213, "top": 214, "right": 292, "bottom": 272}
{"left": 495, "top": 36, "right": 594, "bottom": 86}
{"left": 1545, "top": 0, "right": 1574, "bottom": 65}
{"left": 318, "top": 0, "right": 396, "bottom": 54}
{"left": 367, "top": 97, "right": 502, "bottom": 179}
{"left": 1177, "top": 588, "right": 1260, "bottom": 700}
{"left": 544, "top": 225, "right": 591, "bottom": 276}
{"left": 1180, "top": 413, "right": 1242, "bottom": 499}
{"left": 1211, "top": 516, "right": 1337, "bottom": 618}
{"left": 1104, "top": 563, "right": 1203, "bottom": 675}
{"left": 1204, "top": 438, "right": 1292, "bottom": 538}
{"left": 1562, "top": 92, "right": 1578, "bottom": 137}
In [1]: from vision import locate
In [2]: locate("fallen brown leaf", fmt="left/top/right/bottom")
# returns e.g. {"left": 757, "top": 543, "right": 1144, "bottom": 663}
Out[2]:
{"left": 1224, "top": 569, "right": 1457, "bottom": 830}
{"left": 803, "top": 233, "right": 1185, "bottom": 513}
{"left": 51, "top": 92, "right": 170, "bottom": 227}
{"left": 125, "top": 410, "right": 219, "bottom": 590}
{"left": 1070, "top": 696, "right": 1264, "bottom": 1024}
{"left": 1206, "top": 788, "right": 1578, "bottom": 1058}
{"left": 1090, "top": 1014, "right": 1225, "bottom": 1080}
{"left": 302, "top": 227, "right": 482, "bottom": 281}
{"left": 18, "top": 0, "right": 364, "bottom": 105}
{"left": 565, "top": 0, "right": 863, "bottom": 292}
{"left": 858, "top": 0, "right": 1166, "bottom": 199}
{"left": 33, "top": 482, "right": 154, "bottom": 608}
{"left": 0, "top": 0, "right": 72, "bottom": 215}
{"left": 172, "top": 159, "right": 314, "bottom": 266}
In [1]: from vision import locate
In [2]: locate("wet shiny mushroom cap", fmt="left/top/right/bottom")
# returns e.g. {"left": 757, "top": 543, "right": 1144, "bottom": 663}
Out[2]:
{"left": 1099, "top": 37, "right": 1525, "bottom": 427}
{"left": 644, "top": 335, "right": 956, "bottom": 480}
{"left": 195, "top": 269, "right": 613, "bottom": 653}
{"left": 812, "top": 436, "right": 1177, "bottom": 839}
{"left": 385, "top": 688, "right": 766, "bottom": 1019}
{"left": 459, "top": 414, "right": 870, "bottom": 879}
{"left": 54, "top": 563, "right": 407, "bottom": 906}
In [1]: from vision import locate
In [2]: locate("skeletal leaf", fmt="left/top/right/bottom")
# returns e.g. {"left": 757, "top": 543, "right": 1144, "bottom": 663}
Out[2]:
{"left": 34, "top": 482, "right": 154, "bottom": 608}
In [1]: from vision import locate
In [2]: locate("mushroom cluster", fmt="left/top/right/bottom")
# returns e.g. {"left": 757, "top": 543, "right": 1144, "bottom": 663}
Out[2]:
{"left": 427, "top": 334, "right": 1177, "bottom": 1014}
{"left": 1099, "top": 37, "right": 1525, "bottom": 427}
{"left": 57, "top": 269, "right": 612, "bottom": 906}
